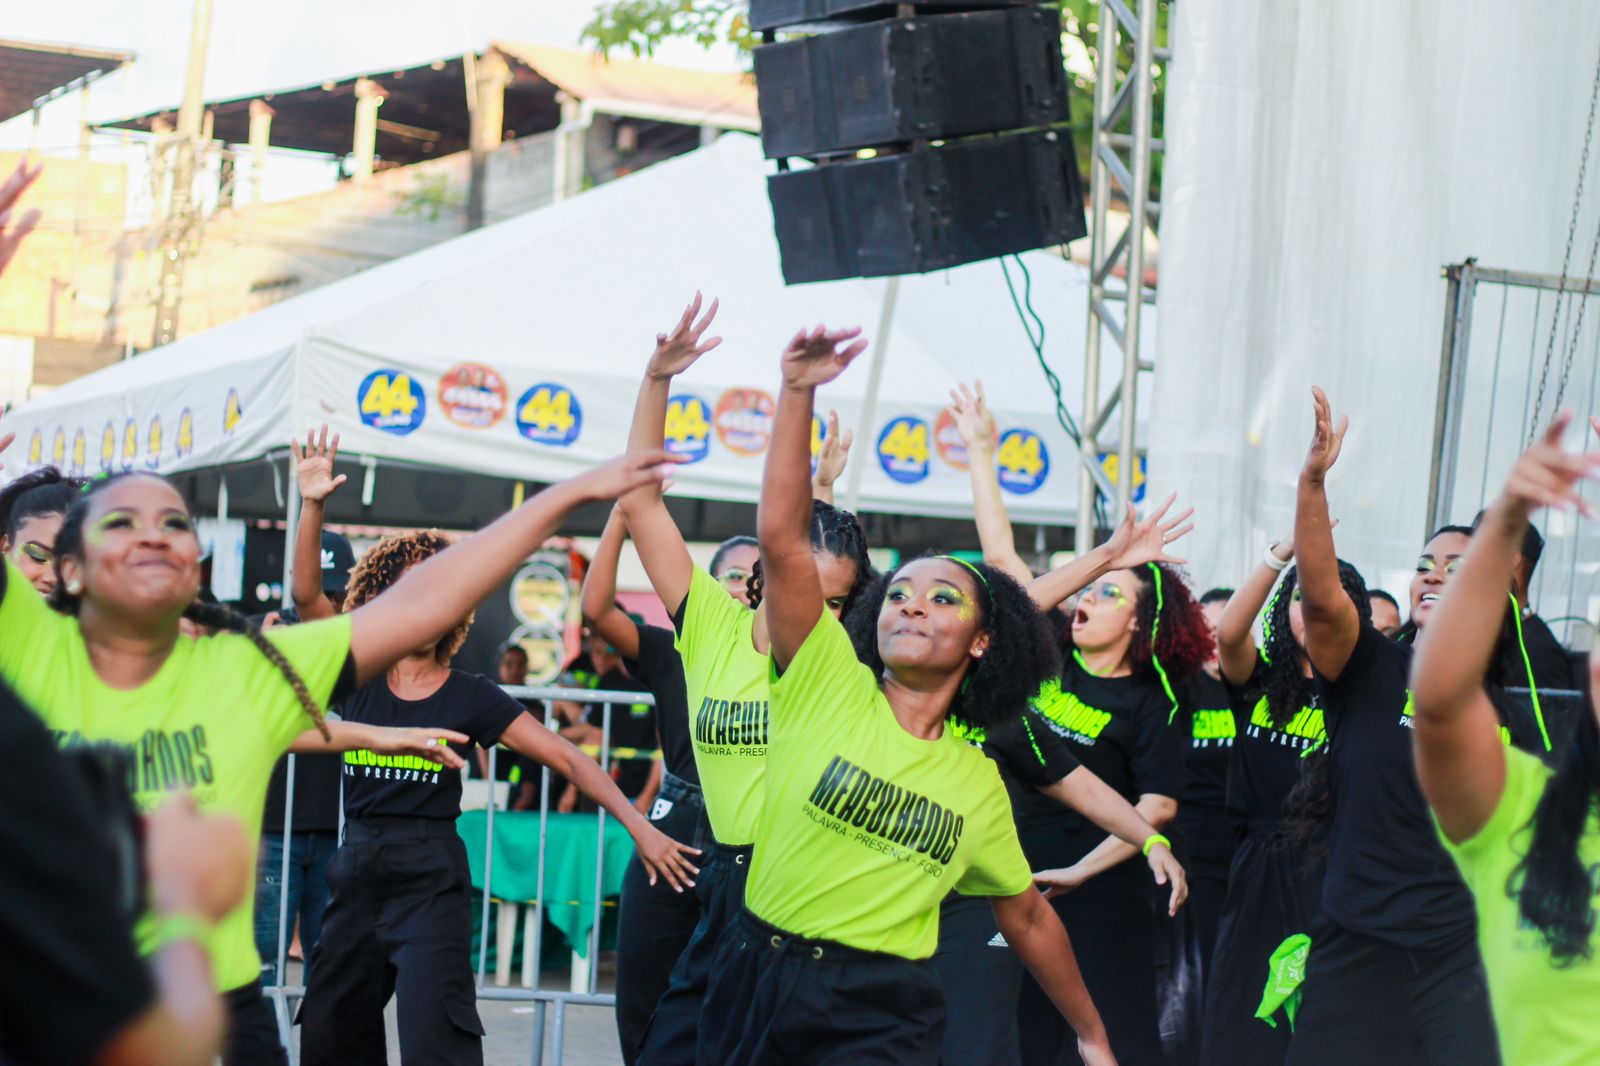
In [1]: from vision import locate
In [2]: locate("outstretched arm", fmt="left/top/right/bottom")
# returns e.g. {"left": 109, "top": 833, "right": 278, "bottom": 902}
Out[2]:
{"left": 617, "top": 293, "right": 722, "bottom": 616}
{"left": 1026, "top": 496, "right": 1194, "bottom": 612}
{"left": 347, "top": 452, "right": 678, "bottom": 688}
{"left": 1215, "top": 530, "right": 1297, "bottom": 686}
{"left": 992, "top": 889, "right": 1117, "bottom": 1066}
{"left": 761, "top": 325, "right": 869, "bottom": 670}
{"left": 1032, "top": 792, "right": 1182, "bottom": 915}
{"left": 948, "top": 381, "right": 1032, "bottom": 585}
{"left": 1041, "top": 768, "right": 1186, "bottom": 909}
{"left": 289, "top": 425, "right": 349, "bottom": 622}
{"left": 581, "top": 506, "right": 641, "bottom": 660}
{"left": 810, "top": 409, "right": 853, "bottom": 506}
{"left": 289, "top": 721, "right": 469, "bottom": 767}
{"left": 1414, "top": 414, "right": 1598, "bottom": 842}
{"left": 498, "top": 712, "right": 699, "bottom": 891}
{"left": 1294, "top": 388, "right": 1360, "bottom": 680}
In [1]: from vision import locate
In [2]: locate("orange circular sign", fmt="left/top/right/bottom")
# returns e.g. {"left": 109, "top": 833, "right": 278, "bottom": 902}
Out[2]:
{"left": 713, "top": 388, "right": 776, "bottom": 456}
{"left": 438, "top": 362, "right": 509, "bottom": 429}
{"left": 934, "top": 408, "right": 996, "bottom": 470}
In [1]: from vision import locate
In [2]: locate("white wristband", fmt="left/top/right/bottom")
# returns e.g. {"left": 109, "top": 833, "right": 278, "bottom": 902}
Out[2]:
{"left": 1263, "top": 544, "right": 1291, "bottom": 572}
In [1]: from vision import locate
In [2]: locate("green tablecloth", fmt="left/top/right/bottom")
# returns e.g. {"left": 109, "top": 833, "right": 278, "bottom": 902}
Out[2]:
{"left": 457, "top": 810, "right": 634, "bottom": 959}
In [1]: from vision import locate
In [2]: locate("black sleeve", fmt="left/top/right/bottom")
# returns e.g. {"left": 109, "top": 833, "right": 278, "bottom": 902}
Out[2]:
{"left": 0, "top": 687, "right": 156, "bottom": 1064}
{"left": 470, "top": 674, "right": 531, "bottom": 748}
{"left": 983, "top": 709, "right": 1081, "bottom": 789}
{"left": 1128, "top": 690, "right": 1186, "bottom": 799}
{"left": 327, "top": 652, "right": 358, "bottom": 708}
{"left": 1222, "top": 655, "right": 1269, "bottom": 721}
{"left": 1317, "top": 625, "right": 1405, "bottom": 735}
{"left": 625, "top": 624, "right": 679, "bottom": 688}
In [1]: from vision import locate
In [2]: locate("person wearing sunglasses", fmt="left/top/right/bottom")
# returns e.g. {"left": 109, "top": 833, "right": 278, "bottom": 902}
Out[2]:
{"left": 1283, "top": 388, "right": 1501, "bottom": 1066}
{"left": 0, "top": 466, "right": 86, "bottom": 596}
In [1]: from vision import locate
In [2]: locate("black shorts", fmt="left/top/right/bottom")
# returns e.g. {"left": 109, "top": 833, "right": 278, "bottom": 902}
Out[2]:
{"left": 934, "top": 894, "right": 1021, "bottom": 1066}
{"left": 700, "top": 909, "right": 945, "bottom": 1066}
{"left": 635, "top": 839, "right": 753, "bottom": 1066}
{"left": 1284, "top": 920, "right": 1499, "bottom": 1066}
{"left": 223, "top": 982, "right": 288, "bottom": 1066}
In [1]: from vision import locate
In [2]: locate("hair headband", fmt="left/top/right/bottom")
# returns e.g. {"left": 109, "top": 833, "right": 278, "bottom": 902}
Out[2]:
{"left": 1146, "top": 563, "right": 1181, "bottom": 724}
{"left": 938, "top": 556, "right": 992, "bottom": 597}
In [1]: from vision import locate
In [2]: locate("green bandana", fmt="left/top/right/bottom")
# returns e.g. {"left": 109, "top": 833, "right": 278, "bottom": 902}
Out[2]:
{"left": 1255, "top": 933, "right": 1312, "bottom": 1031}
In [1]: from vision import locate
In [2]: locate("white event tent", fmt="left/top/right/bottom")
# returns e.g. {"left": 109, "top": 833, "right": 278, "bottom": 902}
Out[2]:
{"left": 8, "top": 133, "right": 1148, "bottom": 541}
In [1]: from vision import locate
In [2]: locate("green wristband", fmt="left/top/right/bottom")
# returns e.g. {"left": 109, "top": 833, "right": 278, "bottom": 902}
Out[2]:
{"left": 149, "top": 912, "right": 214, "bottom": 956}
{"left": 1141, "top": 833, "right": 1172, "bottom": 858}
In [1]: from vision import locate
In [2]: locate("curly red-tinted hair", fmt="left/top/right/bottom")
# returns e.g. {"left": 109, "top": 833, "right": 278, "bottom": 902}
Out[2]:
{"left": 343, "top": 529, "right": 472, "bottom": 665}
{"left": 1126, "top": 562, "right": 1214, "bottom": 683}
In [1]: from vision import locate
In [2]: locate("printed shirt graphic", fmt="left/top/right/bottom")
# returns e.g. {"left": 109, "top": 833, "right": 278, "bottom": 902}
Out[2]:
{"left": 1178, "top": 672, "right": 1234, "bottom": 812}
{"left": 1022, "top": 656, "right": 1184, "bottom": 870}
{"left": 745, "top": 612, "right": 1031, "bottom": 959}
{"left": 1441, "top": 746, "right": 1600, "bottom": 1066}
{"left": 1317, "top": 624, "right": 1475, "bottom": 947}
{"left": 674, "top": 567, "right": 770, "bottom": 846}
{"left": 340, "top": 671, "right": 523, "bottom": 820}
{"left": 0, "top": 560, "right": 353, "bottom": 991}
{"left": 1223, "top": 657, "right": 1327, "bottom": 823}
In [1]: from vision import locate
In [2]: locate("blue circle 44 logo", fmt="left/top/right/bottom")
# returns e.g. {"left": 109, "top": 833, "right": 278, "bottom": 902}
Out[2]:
{"left": 515, "top": 383, "right": 583, "bottom": 447}
{"left": 358, "top": 370, "right": 427, "bottom": 435}
{"left": 664, "top": 394, "right": 711, "bottom": 463}
{"left": 996, "top": 428, "right": 1049, "bottom": 494}
{"left": 877, "top": 416, "right": 930, "bottom": 484}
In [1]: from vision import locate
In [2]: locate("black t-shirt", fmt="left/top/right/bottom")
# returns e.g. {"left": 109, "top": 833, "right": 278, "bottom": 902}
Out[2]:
{"left": 1224, "top": 657, "right": 1325, "bottom": 824}
{"left": 583, "top": 666, "right": 657, "bottom": 799}
{"left": 1517, "top": 611, "right": 1578, "bottom": 691}
{"left": 340, "top": 671, "right": 525, "bottom": 820}
{"left": 625, "top": 621, "right": 695, "bottom": 785}
{"left": 262, "top": 750, "right": 343, "bottom": 833}
{"left": 976, "top": 707, "right": 1084, "bottom": 851}
{"left": 1022, "top": 656, "right": 1185, "bottom": 870}
{"left": 1177, "top": 672, "right": 1233, "bottom": 813}
{"left": 1317, "top": 625, "right": 1477, "bottom": 947}
{"left": 0, "top": 682, "right": 156, "bottom": 1064}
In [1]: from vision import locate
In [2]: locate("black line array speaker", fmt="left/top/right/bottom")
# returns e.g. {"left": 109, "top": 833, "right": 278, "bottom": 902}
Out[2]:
{"left": 754, "top": 7, "right": 1069, "bottom": 159}
{"left": 768, "top": 128, "right": 1085, "bottom": 283}
{"left": 753, "top": 2, "right": 1087, "bottom": 284}
{"left": 749, "top": 0, "right": 1028, "bottom": 32}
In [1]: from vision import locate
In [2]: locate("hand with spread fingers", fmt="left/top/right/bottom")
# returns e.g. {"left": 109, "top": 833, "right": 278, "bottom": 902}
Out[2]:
{"left": 647, "top": 291, "right": 722, "bottom": 381}
{"left": 634, "top": 823, "right": 702, "bottom": 894}
{"left": 1506, "top": 411, "right": 1600, "bottom": 520}
{"left": 1098, "top": 494, "right": 1195, "bottom": 571}
{"left": 292, "top": 423, "right": 348, "bottom": 504}
{"left": 948, "top": 379, "right": 998, "bottom": 452}
{"left": 780, "top": 324, "right": 869, "bottom": 390}
{"left": 813, "top": 409, "right": 854, "bottom": 491}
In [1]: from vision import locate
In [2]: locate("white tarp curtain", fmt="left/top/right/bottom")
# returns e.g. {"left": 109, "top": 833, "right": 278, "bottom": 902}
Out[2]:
{"left": 7, "top": 134, "right": 1151, "bottom": 527}
{"left": 1149, "top": 0, "right": 1600, "bottom": 600}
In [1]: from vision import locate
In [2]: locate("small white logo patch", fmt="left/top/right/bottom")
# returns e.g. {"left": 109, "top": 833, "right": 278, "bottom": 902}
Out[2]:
{"left": 649, "top": 798, "right": 674, "bottom": 822}
{"left": 987, "top": 932, "right": 1009, "bottom": 948}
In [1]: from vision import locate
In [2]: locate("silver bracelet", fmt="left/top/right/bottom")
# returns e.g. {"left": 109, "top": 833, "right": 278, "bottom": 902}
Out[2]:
{"left": 1263, "top": 544, "right": 1291, "bottom": 572}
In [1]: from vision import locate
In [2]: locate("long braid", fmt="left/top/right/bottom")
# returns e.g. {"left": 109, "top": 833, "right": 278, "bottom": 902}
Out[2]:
{"left": 183, "top": 600, "right": 331, "bottom": 740}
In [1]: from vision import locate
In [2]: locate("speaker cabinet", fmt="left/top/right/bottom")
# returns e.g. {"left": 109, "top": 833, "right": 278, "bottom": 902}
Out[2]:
{"left": 750, "top": 0, "right": 1028, "bottom": 32}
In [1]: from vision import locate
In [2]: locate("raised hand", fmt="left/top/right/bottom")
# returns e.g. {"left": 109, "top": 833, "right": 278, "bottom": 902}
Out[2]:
{"left": 947, "top": 380, "right": 997, "bottom": 451}
{"left": 1099, "top": 494, "right": 1194, "bottom": 570}
{"left": 813, "top": 409, "right": 854, "bottom": 488}
{"left": 574, "top": 449, "right": 686, "bottom": 503}
{"left": 0, "top": 159, "right": 43, "bottom": 280}
{"left": 291, "top": 423, "right": 348, "bottom": 503}
{"left": 1301, "top": 386, "right": 1348, "bottom": 486}
{"left": 780, "top": 324, "right": 868, "bottom": 390}
{"left": 1504, "top": 411, "right": 1600, "bottom": 519}
{"left": 634, "top": 824, "right": 702, "bottom": 893}
{"left": 646, "top": 291, "right": 722, "bottom": 380}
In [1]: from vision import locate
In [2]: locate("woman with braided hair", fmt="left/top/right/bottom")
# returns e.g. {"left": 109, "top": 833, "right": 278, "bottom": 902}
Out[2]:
{"left": 298, "top": 527, "right": 698, "bottom": 1066}
{"left": 618, "top": 295, "right": 876, "bottom": 1066}
{"left": 0, "top": 464, "right": 85, "bottom": 594}
{"left": 1199, "top": 527, "right": 1368, "bottom": 1066}
{"left": 1, "top": 447, "right": 683, "bottom": 1065}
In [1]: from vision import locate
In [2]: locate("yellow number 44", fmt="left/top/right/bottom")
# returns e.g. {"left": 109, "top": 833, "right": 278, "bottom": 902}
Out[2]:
{"left": 666, "top": 399, "right": 710, "bottom": 442}
{"left": 362, "top": 374, "right": 418, "bottom": 419}
{"left": 880, "top": 420, "right": 928, "bottom": 466}
{"left": 520, "top": 387, "right": 575, "bottom": 434}
{"left": 998, "top": 432, "right": 1044, "bottom": 478}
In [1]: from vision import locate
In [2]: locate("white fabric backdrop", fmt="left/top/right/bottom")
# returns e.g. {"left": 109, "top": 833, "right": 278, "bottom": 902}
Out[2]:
{"left": 1150, "top": 0, "right": 1600, "bottom": 601}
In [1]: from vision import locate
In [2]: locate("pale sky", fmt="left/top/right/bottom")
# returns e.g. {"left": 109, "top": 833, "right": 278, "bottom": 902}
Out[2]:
{"left": 2, "top": 1, "right": 742, "bottom": 152}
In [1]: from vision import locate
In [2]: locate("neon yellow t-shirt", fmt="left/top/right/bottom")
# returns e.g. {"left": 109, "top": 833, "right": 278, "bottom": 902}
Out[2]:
{"left": 0, "top": 561, "right": 353, "bottom": 991}
{"left": 744, "top": 611, "right": 1032, "bottom": 959}
{"left": 674, "top": 566, "right": 769, "bottom": 846}
{"left": 1439, "top": 745, "right": 1600, "bottom": 1066}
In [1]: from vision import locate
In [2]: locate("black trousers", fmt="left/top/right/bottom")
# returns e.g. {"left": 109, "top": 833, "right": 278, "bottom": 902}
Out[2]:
{"left": 1157, "top": 807, "right": 1235, "bottom": 1066}
{"left": 1283, "top": 920, "right": 1500, "bottom": 1066}
{"left": 635, "top": 840, "right": 753, "bottom": 1066}
{"left": 1019, "top": 865, "right": 1164, "bottom": 1066}
{"left": 1199, "top": 824, "right": 1321, "bottom": 1066}
{"left": 223, "top": 982, "right": 288, "bottom": 1066}
{"left": 298, "top": 817, "right": 485, "bottom": 1066}
{"left": 933, "top": 894, "right": 1021, "bottom": 1066}
{"left": 616, "top": 772, "right": 713, "bottom": 1066}
{"left": 701, "top": 908, "right": 945, "bottom": 1066}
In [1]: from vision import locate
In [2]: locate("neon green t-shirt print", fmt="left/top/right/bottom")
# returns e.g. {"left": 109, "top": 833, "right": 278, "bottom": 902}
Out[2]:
{"left": 674, "top": 566, "right": 770, "bottom": 846}
{"left": 1030, "top": 678, "right": 1112, "bottom": 744}
{"left": 745, "top": 612, "right": 1031, "bottom": 959}
{"left": 0, "top": 560, "right": 353, "bottom": 991}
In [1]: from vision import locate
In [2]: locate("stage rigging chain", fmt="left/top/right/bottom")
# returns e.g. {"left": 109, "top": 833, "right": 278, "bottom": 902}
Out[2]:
{"left": 1528, "top": 34, "right": 1600, "bottom": 444}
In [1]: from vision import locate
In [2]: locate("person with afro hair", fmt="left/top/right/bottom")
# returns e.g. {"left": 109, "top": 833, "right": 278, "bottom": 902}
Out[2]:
{"left": 698, "top": 323, "right": 1116, "bottom": 1066}
{"left": 296, "top": 524, "right": 699, "bottom": 1065}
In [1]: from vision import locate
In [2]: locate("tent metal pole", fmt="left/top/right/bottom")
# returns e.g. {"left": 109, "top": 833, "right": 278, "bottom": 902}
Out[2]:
{"left": 844, "top": 276, "right": 901, "bottom": 515}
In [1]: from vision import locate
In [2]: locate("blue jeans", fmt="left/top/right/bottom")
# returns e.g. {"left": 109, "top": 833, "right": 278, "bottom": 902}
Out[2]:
{"left": 255, "top": 830, "right": 338, "bottom": 987}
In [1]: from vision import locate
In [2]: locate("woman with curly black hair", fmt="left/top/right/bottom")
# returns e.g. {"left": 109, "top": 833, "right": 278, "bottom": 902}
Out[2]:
{"left": 298, "top": 527, "right": 697, "bottom": 1066}
{"left": 699, "top": 322, "right": 1116, "bottom": 1066}
{"left": 1284, "top": 388, "right": 1498, "bottom": 1066}
{"left": 618, "top": 296, "right": 876, "bottom": 1066}
{"left": 3, "top": 449, "right": 681, "bottom": 1065}
{"left": 1412, "top": 414, "right": 1600, "bottom": 1066}
{"left": 0, "top": 464, "right": 84, "bottom": 594}
{"left": 1199, "top": 528, "right": 1368, "bottom": 1066}
{"left": 1016, "top": 550, "right": 1213, "bottom": 1066}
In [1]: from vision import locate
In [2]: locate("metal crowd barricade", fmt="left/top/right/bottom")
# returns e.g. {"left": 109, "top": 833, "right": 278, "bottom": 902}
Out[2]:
{"left": 262, "top": 683, "right": 657, "bottom": 1066}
